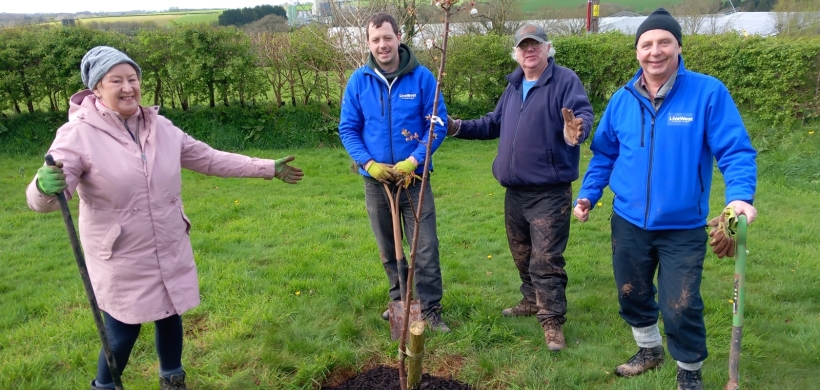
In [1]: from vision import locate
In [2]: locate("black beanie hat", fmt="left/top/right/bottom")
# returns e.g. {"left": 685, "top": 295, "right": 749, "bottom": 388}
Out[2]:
{"left": 635, "top": 8, "right": 682, "bottom": 47}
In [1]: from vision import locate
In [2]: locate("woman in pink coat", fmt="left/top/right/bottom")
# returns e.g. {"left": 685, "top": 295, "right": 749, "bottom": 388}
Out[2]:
{"left": 26, "top": 46, "right": 304, "bottom": 390}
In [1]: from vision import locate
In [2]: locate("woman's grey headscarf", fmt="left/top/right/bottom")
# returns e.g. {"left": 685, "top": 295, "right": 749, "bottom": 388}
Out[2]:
{"left": 80, "top": 46, "right": 142, "bottom": 90}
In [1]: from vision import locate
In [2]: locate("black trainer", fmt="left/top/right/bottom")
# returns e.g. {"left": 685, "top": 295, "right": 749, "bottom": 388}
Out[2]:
{"left": 615, "top": 345, "right": 665, "bottom": 377}
{"left": 423, "top": 311, "right": 451, "bottom": 333}
{"left": 676, "top": 367, "right": 703, "bottom": 390}
{"left": 159, "top": 371, "right": 187, "bottom": 390}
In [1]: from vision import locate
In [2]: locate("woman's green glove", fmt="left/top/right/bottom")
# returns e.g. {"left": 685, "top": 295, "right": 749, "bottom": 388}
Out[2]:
{"left": 36, "top": 161, "right": 68, "bottom": 195}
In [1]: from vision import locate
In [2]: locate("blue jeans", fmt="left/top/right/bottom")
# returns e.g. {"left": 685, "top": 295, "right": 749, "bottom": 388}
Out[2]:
{"left": 611, "top": 213, "right": 708, "bottom": 363}
{"left": 364, "top": 178, "right": 443, "bottom": 314}
{"left": 95, "top": 312, "right": 183, "bottom": 385}
{"left": 504, "top": 184, "right": 571, "bottom": 327}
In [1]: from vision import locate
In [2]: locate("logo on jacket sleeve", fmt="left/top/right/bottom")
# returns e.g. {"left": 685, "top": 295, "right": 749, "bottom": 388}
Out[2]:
{"left": 668, "top": 113, "right": 694, "bottom": 126}
{"left": 399, "top": 93, "right": 417, "bottom": 100}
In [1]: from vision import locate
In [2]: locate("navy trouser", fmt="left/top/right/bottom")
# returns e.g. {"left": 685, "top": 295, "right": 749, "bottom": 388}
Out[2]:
{"left": 505, "top": 183, "right": 571, "bottom": 327}
{"left": 95, "top": 312, "right": 183, "bottom": 385}
{"left": 611, "top": 213, "right": 708, "bottom": 363}
{"left": 364, "top": 178, "right": 443, "bottom": 314}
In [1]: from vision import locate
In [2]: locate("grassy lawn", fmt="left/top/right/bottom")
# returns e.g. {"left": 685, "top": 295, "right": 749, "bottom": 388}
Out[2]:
{"left": 1, "top": 134, "right": 819, "bottom": 389}
{"left": 78, "top": 10, "right": 221, "bottom": 26}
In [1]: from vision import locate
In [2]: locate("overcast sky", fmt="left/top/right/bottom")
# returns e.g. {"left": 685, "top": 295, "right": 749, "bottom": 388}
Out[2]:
{"left": 2, "top": 0, "right": 297, "bottom": 14}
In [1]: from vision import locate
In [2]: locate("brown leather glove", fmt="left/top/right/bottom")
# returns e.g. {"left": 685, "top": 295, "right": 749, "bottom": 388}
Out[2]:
{"left": 447, "top": 115, "right": 461, "bottom": 137}
{"left": 562, "top": 108, "right": 584, "bottom": 146}
{"left": 708, "top": 213, "right": 736, "bottom": 258}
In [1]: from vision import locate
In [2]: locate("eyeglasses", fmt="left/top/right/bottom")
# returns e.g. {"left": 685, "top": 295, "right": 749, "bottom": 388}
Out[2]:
{"left": 517, "top": 41, "right": 543, "bottom": 50}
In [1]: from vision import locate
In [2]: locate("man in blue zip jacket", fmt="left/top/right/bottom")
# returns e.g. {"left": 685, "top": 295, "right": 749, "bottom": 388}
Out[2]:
{"left": 448, "top": 24, "right": 594, "bottom": 351}
{"left": 573, "top": 8, "right": 757, "bottom": 390}
{"left": 339, "top": 12, "right": 449, "bottom": 332}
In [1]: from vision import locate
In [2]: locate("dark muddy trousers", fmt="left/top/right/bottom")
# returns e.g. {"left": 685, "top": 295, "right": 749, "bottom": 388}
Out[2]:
{"left": 364, "top": 178, "right": 443, "bottom": 314}
{"left": 611, "top": 213, "right": 708, "bottom": 364}
{"left": 95, "top": 311, "right": 183, "bottom": 386}
{"left": 504, "top": 183, "right": 571, "bottom": 326}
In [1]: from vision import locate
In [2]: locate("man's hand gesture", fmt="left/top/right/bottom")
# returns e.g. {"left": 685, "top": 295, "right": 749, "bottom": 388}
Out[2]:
{"left": 562, "top": 108, "right": 584, "bottom": 146}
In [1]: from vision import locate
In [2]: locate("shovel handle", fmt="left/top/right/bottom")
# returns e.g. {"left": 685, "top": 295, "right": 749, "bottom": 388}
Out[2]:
{"left": 45, "top": 154, "right": 125, "bottom": 390}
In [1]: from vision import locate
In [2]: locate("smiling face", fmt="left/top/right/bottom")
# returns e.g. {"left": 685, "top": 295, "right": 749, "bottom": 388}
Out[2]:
{"left": 367, "top": 21, "right": 401, "bottom": 73}
{"left": 93, "top": 63, "right": 140, "bottom": 118}
{"left": 636, "top": 29, "right": 681, "bottom": 84}
{"left": 515, "top": 39, "right": 549, "bottom": 78}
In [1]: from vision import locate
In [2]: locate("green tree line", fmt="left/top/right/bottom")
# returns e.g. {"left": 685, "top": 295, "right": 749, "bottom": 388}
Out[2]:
{"left": 1, "top": 24, "right": 818, "bottom": 123}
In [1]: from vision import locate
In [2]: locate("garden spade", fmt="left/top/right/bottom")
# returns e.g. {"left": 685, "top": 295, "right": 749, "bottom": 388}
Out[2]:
{"left": 383, "top": 183, "right": 423, "bottom": 341}
{"left": 725, "top": 214, "right": 748, "bottom": 390}
{"left": 45, "top": 154, "right": 124, "bottom": 390}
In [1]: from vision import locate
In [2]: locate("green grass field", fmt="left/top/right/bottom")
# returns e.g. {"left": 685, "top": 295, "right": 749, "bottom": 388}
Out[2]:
{"left": 78, "top": 10, "right": 222, "bottom": 26}
{"left": 1, "top": 121, "right": 819, "bottom": 389}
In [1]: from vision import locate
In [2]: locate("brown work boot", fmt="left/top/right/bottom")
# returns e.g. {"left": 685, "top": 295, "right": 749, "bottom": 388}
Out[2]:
{"left": 501, "top": 298, "right": 538, "bottom": 317}
{"left": 543, "top": 320, "right": 566, "bottom": 351}
{"left": 159, "top": 371, "right": 187, "bottom": 390}
{"left": 676, "top": 367, "right": 703, "bottom": 390}
{"left": 615, "top": 345, "right": 665, "bottom": 377}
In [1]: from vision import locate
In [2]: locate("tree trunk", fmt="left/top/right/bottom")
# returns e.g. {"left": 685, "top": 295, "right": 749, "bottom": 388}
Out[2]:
{"left": 154, "top": 76, "right": 162, "bottom": 106}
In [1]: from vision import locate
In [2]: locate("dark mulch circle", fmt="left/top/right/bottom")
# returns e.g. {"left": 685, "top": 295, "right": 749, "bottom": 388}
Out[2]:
{"left": 321, "top": 365, "right": 471, "bottom": 390}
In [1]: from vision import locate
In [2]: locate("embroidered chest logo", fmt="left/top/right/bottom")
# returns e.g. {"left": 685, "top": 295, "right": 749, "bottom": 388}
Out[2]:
{"left": 399, "top": 93, "right": 417, "bottom": 100}
{"left": 668, "top": 113, "right": 694, "bottom": 126}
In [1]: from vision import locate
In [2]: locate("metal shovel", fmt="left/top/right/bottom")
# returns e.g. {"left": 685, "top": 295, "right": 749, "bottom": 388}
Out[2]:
{"left": 382, "top": 183, "right": 423, "bottom": 341}
{"left": 725, "top": 214, "right": 748, "bottom": 390}
{"left": 45, "top": 154, "right": 124, "bottom": 390}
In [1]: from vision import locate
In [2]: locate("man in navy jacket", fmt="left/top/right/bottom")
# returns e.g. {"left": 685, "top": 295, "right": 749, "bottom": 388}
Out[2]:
{"left": 574, "top": 8, "right": 757, "bottom": 390}
{"left": 339, "top": 12, "right": 449, "bottom": 332}
{"left": 449, "top": 24, "right": 593, "bottom": 351}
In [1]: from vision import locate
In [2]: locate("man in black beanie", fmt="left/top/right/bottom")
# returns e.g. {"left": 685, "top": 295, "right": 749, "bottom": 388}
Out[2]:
{"left": 573, "top": 7, "right": 758, "bottom": 390}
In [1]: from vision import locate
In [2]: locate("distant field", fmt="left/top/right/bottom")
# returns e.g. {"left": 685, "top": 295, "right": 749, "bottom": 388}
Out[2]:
{"left": 521, "top": 0, "right": 687, "bottom": 13}
{"left": 78, "top": 10, "right": 221, "bottom": 26}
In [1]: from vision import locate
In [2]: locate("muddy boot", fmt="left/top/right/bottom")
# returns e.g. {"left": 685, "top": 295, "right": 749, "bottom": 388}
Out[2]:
{"left": 615, "top": 345, "right": 664, "bottom": 377}
{"left": 423, "top": 311, "right": 451, "bottom": 333}
{"left": 676, "top": 367, "right": 703, "bottom": 390}
{"left": 543, "top": 319, "right": 566, "bottom": 351}
{"left": 159, "top": 371, "right": 187, "bottom": 390}
{"left": 501, "top": 298, "right": 539, "bottom": 317}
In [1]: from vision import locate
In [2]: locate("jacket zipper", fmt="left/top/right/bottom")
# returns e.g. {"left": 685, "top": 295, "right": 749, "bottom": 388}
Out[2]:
{"left": 640, "top": 106, "right": 645, "bottom": 147}
{"left": 643, "top": 114, "right": 656, "bottom": 228}
{"left": 697, "top": 164, "right": 704, "bottom": 216}
{"left": 386, "top": 79, "right": 394, "bottom": 163}
{"left": 510, "top": 85, "right": 525, "bottom": 182}
{"left": 123, "top": 118, "right": 148, "bottom": 177}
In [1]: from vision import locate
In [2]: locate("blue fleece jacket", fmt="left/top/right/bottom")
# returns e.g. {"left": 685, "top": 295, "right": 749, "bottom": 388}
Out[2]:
{"left": 339, "top": 44, "right": 447, "bottom": 177}
{"left": 455, "top": 57, "right": 594, "bottom": 187}
{"left": 577, "top": 57, "right": 757, "bottom": 230}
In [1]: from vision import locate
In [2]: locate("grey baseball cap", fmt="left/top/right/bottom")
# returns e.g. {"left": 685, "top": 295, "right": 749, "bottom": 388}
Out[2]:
{"left": 514, "top": 24, "right": 547, "bottom": 47}
{"left": 80, "top": 46, "right": 142, "bottom": 90}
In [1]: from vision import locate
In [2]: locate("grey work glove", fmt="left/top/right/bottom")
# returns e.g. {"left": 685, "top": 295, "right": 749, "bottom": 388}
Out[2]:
{"left": 274, "top": 156, "right": 304, "bottom": 184}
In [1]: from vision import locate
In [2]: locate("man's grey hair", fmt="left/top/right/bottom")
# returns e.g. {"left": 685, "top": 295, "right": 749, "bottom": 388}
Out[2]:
{"left": 511, "top": 41, "right": 555, "bottom": 61}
